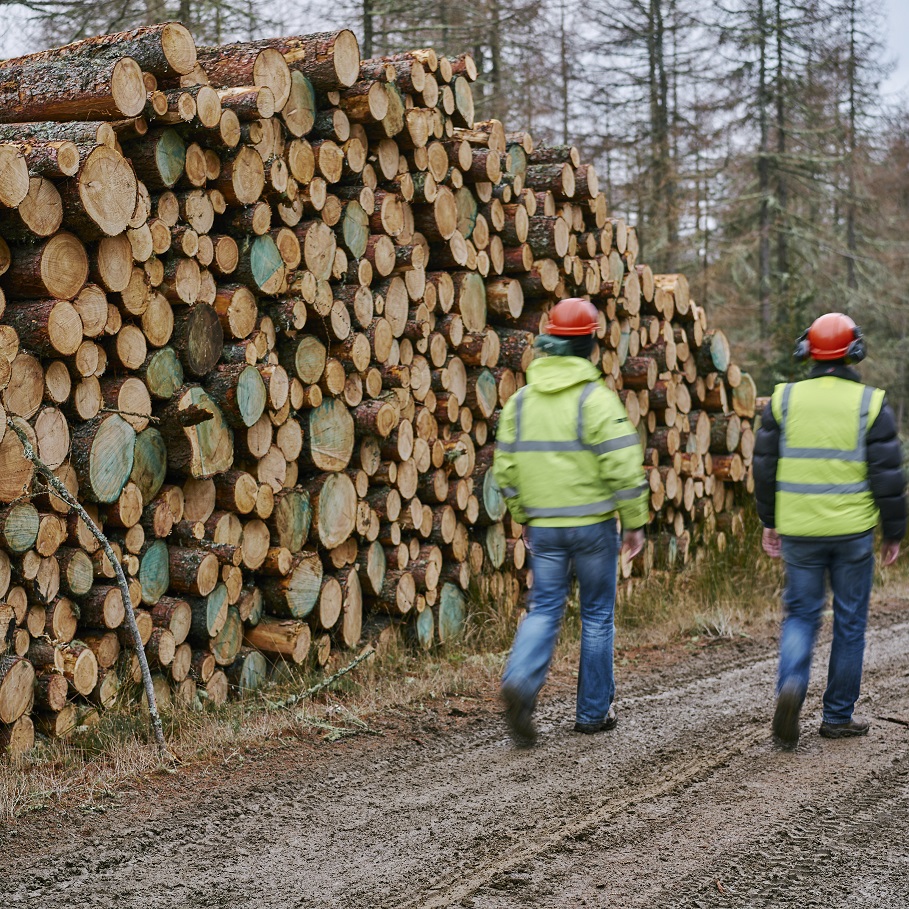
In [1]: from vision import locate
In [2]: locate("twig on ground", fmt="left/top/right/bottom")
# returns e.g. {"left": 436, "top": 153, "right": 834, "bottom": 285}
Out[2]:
{"left": 266, "top": 647, "right": 376, "bottom": 710}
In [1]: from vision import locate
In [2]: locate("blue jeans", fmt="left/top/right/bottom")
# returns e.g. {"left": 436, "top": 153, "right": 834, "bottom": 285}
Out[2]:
{"left": 502, "top": 519, "right": 619, "bottom": 725}
{"left": 779, "top": 532, "right": 875, "bottom": 724}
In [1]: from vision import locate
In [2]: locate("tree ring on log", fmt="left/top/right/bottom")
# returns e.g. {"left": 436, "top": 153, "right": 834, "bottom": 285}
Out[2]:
{"left": 79, "top": 146, "right": 139, "bottom": 236}
{"left": 178, "top": 388, "right": 234, "bottom": 478}
{"left": 249, "top": 234, "right": 285, "bottom": 294}
{"left": 236, "top": 364, "right": 267, "bottom": 427}
{"left": 0, "top": 417, "right": 35, "bottom": 502}
{"left": 333, "top": 30, "right": 362, "bottom": 88}
{"left": 313, "top": 472, "right": 356, "bottom": 548}
{"left": 156, "top": 129, "right": 187, "bottom": 189}
{"left": 253, "top": 48, "right": 292, "bottom": 111}
{"left": 282, "top": 71, "right": 316, "bottom": 138}
{"left": 144, "top": 347, "right": 184, "bottom": 399}
{"left": 0, "top": 655, "right": 35, "bottom": 724}
{"left": 85, "top": 414, "right": 136, "bottom": 503}
{"left": 111, "top": 58, "right": 147, "bottom": 118}
{"left": 140, "top": 538, "right": 170, "bottom": 606}
{"left": 130, "top": 427, "right": 167, "bottom": 504}
{"left": 308, "top": 398, "right": 354, "bottom": 472}
{"left": 182, "top": 303, "right": 224, "bottom": 377}
{"left": 161, "top": 22, "right": 198, "bottom": 75}
{"left": 437, "top": 582, "right": 466, "bottom": 643}
{"left": 39, "top": 231, "right": 90, "bottom": 300}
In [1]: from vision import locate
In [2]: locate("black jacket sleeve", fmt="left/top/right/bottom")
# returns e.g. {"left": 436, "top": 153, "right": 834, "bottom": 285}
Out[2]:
{"left": 866, "top": 396, "right": 907, "bottom": 541}
{"left": 752, "top": 400, "right": 780, "bottom": 529}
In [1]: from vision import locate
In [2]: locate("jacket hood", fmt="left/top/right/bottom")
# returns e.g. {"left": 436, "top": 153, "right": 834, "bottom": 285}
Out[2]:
{"left": 808, "top": 362, "right": 860, "bottom": 382}
{"left": 525, "top": 356, "right": 602, "bottom": 393}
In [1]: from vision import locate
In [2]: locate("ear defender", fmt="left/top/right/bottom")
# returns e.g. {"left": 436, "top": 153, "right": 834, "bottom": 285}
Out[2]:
{"left": 846, "top": 326, "right": 866, "bottom": 363}
{"left": 793, "top": 329, "right": 811, "bottom": 362}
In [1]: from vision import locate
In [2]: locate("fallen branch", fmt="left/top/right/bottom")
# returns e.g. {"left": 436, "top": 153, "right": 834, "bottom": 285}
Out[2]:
{"left": 6, "top": 417, "right": 172, "bottom": 760}
{"left": 266, "top": 647, "right": 376, "bottom": 710}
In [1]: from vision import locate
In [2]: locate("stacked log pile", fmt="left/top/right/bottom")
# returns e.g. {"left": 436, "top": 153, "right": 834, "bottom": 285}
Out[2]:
{"left": 0, "top": 22, "right": 756, "bottom": 756}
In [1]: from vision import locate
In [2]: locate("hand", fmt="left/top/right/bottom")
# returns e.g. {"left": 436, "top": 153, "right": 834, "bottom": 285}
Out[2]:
{"left": 621, "top": 528, "right": 645, "bottom": 560}
{"left": 880, "top": 539, "right": 900, "bottom": 567}
{"left": 762, "top": 527, "right": 781, "bottom": 559}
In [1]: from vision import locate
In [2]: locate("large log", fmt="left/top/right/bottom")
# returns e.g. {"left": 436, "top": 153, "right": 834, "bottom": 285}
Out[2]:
{"left": 0, "top": 51, "right": 146, "bottom": 122}
{"left": 195, "top": 43, "right": 293, "bottom": 111}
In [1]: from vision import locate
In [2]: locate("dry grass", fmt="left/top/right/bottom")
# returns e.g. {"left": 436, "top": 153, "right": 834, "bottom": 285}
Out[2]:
{"left": 3, "top": 508, "right": 908, "bottom": 821}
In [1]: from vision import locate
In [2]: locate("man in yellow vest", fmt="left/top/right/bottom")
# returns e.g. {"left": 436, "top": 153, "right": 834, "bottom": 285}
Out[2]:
{"left": 494, "top": 297, "right": 649, "bottom": 747}
{"left": 754, "top": 313, "right": 906, "bottom": 750}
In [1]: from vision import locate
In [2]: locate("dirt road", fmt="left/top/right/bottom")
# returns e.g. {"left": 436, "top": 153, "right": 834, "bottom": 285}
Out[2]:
{"left": 3, "top": 614, "right": 909, "bottom": 908}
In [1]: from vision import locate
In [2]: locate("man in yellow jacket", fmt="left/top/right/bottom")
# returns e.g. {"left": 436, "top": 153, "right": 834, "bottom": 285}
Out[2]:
{"left": 754, "top": 313, "right": 906, "bottom": 749}
{"left": 494, "top": 297, "right": 649, "bottom": 747}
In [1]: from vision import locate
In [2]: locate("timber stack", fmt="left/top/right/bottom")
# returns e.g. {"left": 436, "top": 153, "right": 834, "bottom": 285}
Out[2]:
{"left": 0, "top": 22, "right": 756, "bottom": 756}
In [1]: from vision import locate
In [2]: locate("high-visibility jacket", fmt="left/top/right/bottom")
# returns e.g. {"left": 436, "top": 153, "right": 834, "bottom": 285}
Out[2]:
{"left": 770, "top": 376, "right": 885, "bottom": 537}
{"left": 493, "top": 355, "right": 649, "bottom": 528}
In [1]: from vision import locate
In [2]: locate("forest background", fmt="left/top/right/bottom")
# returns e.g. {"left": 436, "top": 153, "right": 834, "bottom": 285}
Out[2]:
{"left": 1, "top": 0, "right": 908, "bottom": 424}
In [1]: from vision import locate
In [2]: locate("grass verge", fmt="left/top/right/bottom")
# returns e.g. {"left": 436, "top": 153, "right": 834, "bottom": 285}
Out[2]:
{"left": 3, "top": 509, "right": 908, "bottom": 822}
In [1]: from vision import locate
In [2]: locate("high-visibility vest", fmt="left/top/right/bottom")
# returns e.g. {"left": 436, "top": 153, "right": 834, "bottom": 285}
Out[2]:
{"left": 771, "top": 376, "right": 884, "bottom": 537}
{"left": 493, "top": 357, "right": 648, "bottom": 528}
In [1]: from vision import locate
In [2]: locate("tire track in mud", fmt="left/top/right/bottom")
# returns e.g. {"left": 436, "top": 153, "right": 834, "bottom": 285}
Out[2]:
{"left": 401, "top": 724, "right": 769, "bottom": 909}
{"left": 463, "top": 633, "right": 909, "bottom": 909}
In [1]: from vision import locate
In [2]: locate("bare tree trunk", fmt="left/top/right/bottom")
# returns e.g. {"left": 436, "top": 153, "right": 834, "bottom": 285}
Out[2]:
{"left": 488, "top": 0, "right": 503, "bottom": 121}
{"left": 757, "top": 0, "right": 772, "bottom": 338}
{"left": 559, "top": 1, "right": 570, "bottom": 145}
{"left": 363, "top": 0, "right": 375, "bottom": 59}
{"left": 144, "top": 0, "right": 167, "bottom": 27}
{"left": 845, "top": 0, "right": 858, "bottom": 289}
{"left": 774, "top": 0, "right": 789, "bottom": 306}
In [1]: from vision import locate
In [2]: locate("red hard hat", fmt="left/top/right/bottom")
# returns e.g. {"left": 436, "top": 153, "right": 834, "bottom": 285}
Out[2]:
{"left": 546, "top": 297, "right": 598, "bottom": 336}
{"left": 808, "top": 312, "right": 859, "bottom": 360}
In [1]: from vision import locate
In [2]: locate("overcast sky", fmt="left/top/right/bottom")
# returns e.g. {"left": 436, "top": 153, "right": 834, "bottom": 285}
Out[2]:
{"left": 0, "top": 2, "right": 907, "bottom": 99}
{"left": 882, "top": 0, "right": 909, "bottom": 101}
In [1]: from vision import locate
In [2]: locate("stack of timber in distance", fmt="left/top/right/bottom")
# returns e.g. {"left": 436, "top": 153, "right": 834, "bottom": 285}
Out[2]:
{"left": 0, "top": 21, "right": 755, "bottom": 756}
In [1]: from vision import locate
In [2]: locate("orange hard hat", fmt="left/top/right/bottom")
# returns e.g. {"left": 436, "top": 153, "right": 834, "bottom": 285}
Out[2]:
{"left": 546, "top": 297, "right": 598, "bottom": 336}
{"left": 806, "top": 312, "right": 863, "bottom": 361}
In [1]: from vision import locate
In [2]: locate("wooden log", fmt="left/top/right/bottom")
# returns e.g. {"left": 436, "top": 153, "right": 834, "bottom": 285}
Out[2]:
{"left": 711, "top": 453, "right": 745, "bottom": 483}
{"left": 70, "top": 414, "right": 136, "bottom": 504}
{"left": 3, "top": 232, "right": 88, "bottom": 301}
{"left": 261, "top": 550, "right": 323, "bottom": 619}
{"left": 244, "top": 617, "right": 311, "bottom": 663}
{"left": 302, "top": 398, "right": 355, "bottom": 472}
{"left": 709, "top": 414, "right": 743, "bottom": 454}
{"left": 307, "top": 473, "right": 357, "bottom": 549}
{"left": 0, "top": 655, "right": 35, "bottom": 724}
{"left": 195, "top": 41, "right": 292, "bottom": 110}
{"left": 0, "top": 715, "right": 34, "bottom": 756}
{"left": 0, "top": 175, "right": 62, "bottom": 240}
{"left": 236, "top": 31, "right": 361, "bottom": 91}
{"left": 150, "top": 596, "right": 192, "bottom": 646}
{"left": 34, "top": 671, "right": 68, "bottom": 712}
{"left": 0, "top": 49, "right": 146, "bottom": 122}
{"left": 60, "top": 145, "right": 138, "bottom": 238}
{"left": 731, "top": 372, "right": 757, "bottom": 419}
{"left": 621, "top": 356, "right": 658, "bottom": 391}
{"left": 696, "top": 329, "right": 731, "bottom": 374}
{"left": 158, "top": 385, "right": 234, "bottom": 479}
{"left": 78, "top": 585, "right": 125, "bottom": 629}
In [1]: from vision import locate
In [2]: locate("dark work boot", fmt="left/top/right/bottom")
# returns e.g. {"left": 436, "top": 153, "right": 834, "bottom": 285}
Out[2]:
{"left": 501, "top": 684, "right": 537, "bottom": 748}
{"left": 819, "top": 716, "right": 870, "bottom": 739}
{"left": 574, "top": 701, "right": 618, "bottom": 734}
{"left": 772, "top": 680, "right": 803, "bottom": 751}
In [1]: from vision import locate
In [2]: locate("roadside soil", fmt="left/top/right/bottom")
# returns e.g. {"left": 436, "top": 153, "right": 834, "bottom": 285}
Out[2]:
{"left": 2, "top": 598, "right": 908, "bottom": 908}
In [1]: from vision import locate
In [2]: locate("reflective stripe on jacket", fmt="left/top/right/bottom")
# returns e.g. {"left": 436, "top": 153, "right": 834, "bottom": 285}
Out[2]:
{"left": 493, "top": 356, "right": 648, "bottom": 528}
{"left": 771, "top": 376, "right": 884, "bottom": 537}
